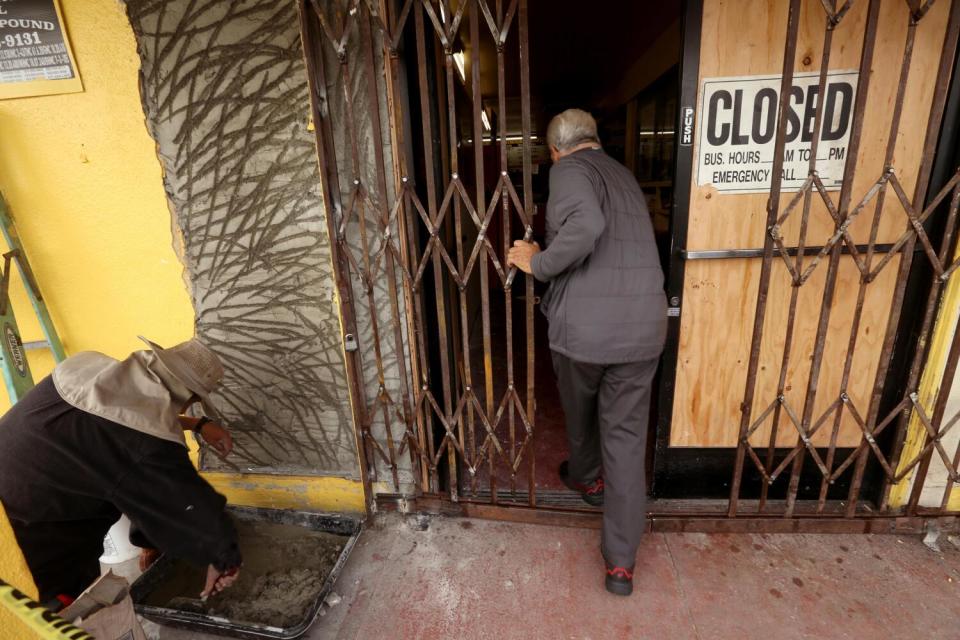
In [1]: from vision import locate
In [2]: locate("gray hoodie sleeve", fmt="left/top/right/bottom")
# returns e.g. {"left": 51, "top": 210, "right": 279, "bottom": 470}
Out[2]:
{"left": 530, "top": 161, "right": 605, "bottom": 282}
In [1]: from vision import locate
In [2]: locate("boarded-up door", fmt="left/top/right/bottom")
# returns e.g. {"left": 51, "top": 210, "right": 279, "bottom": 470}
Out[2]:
{"left": 658, "top": 0, "right": 959, "bottom": 513}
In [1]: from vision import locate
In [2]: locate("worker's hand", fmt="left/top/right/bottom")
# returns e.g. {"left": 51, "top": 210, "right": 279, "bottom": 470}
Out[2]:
{"left": 201, "top": 565, "right": 240, "bottom": 599}
{"left": 506, "top": 240, "right": 540, "bottom": 275}
{"left": 139, "top": 547, "right": 160, "bottom": 572}
{"left": 199, "top": 421, "right": 233, "bottom": 458}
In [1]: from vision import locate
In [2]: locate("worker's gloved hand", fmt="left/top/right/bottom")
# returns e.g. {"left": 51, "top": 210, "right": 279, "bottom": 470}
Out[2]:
{"left": 199, "top": 421, "right": 233, "bottom": 458}
{"left": 201, "top": 565, "right": 240, "bottom": 599}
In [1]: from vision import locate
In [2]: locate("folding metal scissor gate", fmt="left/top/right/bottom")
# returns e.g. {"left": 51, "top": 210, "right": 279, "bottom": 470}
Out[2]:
{"left": 300, "top": 0, "right": 538, "bottom": 508}
{"left": 301, "top": 0, "right": 960, "bottom": 528}
{"left": 724, "top": 0, "right": 960, "bottom": 523}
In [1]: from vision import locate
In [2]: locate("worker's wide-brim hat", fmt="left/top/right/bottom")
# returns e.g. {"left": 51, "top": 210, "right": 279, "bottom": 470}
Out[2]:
{"left": 139, "top": 336, "right": 224, "bottom": 416}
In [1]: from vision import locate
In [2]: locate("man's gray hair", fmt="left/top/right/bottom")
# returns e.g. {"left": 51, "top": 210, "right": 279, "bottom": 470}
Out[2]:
{"left": 546, "top": 108, "right": 600, "bottom": 152}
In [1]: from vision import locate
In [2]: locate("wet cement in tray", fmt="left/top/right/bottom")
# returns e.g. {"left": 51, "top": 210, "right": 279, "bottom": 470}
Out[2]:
{"left": 144, "top": 520, "right": 347, "bottom": 628}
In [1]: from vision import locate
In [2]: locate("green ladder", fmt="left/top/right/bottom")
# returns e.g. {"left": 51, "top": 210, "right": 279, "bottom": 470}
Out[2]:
{"left": 0, "top": 195, "right": 66, "bottom": 403}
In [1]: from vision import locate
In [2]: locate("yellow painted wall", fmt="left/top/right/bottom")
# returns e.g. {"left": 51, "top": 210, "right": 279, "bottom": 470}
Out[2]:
{"left": 186, "top": 437, "right": 367, "bottom": 513}
{"left": 0, "top": 502, "right": 36, "bottom": 640}
{"left": 0, "top": 0, "right": 196, "bottom": 385}
{"left": 889, "top": 240, "right": 960, "bottom": 509}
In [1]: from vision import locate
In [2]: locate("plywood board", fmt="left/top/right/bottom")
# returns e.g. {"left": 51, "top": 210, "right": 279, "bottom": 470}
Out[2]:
{"left": 672, "top": 254, "right": 901, "bottom": 447}
{"left": 671, "top": 0, "right": 951, "bottom": 447}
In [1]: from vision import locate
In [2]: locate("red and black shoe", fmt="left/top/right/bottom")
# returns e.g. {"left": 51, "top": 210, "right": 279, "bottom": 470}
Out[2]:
{"left": 559, "top": 460, "right": 604, "bottom": 506}
{"left": 605, "top": 562, "right": 634, "bottom": 596}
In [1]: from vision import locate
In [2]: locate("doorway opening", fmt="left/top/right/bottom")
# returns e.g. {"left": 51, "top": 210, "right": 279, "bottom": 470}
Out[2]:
{"left": 398, "top": 0, "right": 683, "bottom": 507}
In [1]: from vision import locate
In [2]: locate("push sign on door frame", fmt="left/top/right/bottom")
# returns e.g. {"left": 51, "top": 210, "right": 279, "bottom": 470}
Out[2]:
{"left": 680, "top": 106, "right": 695, "bottom": 146}
{"left": 695, "top": 70, "right": 858, "bottom": 194}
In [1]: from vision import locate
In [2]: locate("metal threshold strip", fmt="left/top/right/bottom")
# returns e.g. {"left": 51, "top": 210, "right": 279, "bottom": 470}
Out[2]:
{"left": 680, "top": 243, "right": 897, "bottom": 260}
{"left": 376, "top": 493, "right": 958, "bottom": 534}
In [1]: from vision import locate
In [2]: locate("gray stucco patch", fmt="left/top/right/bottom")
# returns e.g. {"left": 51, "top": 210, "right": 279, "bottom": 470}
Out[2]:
{"left": 124, "top": 0, "right": 358, "bottom": 476}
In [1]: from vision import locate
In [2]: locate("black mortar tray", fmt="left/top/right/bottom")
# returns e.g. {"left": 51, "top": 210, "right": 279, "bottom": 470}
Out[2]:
{"left": 130, "top": 505, "right": 362, "bottom": 639}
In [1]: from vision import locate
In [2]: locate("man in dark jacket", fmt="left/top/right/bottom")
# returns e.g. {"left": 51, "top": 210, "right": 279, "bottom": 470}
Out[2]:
{"left": 0, "top": 337, "right": 241, "bottom": 609}
{"left": 508, "top": 108, "right": 666, "bottom": 596}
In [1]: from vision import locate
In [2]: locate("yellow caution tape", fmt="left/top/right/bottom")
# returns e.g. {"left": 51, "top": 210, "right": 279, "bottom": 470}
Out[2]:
{"left": 0, "top": 579, "right": 95, "bottom": 640}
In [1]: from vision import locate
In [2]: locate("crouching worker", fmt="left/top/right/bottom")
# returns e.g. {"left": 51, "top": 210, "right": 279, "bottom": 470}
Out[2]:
{"left": 0, "top": 336, "right": 241, "bottom": 610}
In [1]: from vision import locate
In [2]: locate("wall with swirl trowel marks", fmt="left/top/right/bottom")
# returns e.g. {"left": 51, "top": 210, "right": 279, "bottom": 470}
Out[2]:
{"left": 124, "top": 0, "right": 362, "bottom": 477}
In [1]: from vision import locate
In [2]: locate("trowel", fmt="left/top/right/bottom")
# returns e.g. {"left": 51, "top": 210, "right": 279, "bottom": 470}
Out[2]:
{"left": 165, "top": 565, "right": 240, "bottom": 613}
{"left": 165, "top": 594, "right": 208, "bottom": 614}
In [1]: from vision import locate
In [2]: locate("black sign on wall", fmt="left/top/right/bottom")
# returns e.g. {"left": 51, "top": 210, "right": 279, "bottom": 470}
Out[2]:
{"left": 0, "top": 0, "right": 82, "bottom": 99}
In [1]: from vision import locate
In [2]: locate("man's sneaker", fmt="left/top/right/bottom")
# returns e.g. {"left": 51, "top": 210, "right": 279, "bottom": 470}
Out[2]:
{"left": 605, "top": 562, "right": 634, "bottom": 596}
{"left": 559, "top": 460, "right": 604, "bottom": 506}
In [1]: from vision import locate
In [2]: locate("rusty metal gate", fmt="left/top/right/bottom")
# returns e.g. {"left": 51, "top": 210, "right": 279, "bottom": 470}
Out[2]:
{"left": 300, "top": 0, "right": 538, "bottom": 509}
{"left": 725, "top": 0, "right": 960, "bottom": 525}
{"left": 301, "top": 0, "right": 960, "bottom": 531}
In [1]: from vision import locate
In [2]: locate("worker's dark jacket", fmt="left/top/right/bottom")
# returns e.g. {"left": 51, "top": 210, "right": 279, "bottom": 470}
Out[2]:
{"left": 0, "top": 376, "right": 240, "bottom": 602}
{"left": 531, "top": 147, "right": 667, "bottom": 364}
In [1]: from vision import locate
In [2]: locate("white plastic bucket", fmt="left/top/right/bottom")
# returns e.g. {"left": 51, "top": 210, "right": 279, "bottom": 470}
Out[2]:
{"left": 99, "top": 515, "right": 140, "bottom": 564}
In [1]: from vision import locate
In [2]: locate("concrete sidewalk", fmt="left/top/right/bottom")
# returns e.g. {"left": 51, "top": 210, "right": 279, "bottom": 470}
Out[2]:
{"left": 142, "top": 513, "right": 960, "bottom": 640}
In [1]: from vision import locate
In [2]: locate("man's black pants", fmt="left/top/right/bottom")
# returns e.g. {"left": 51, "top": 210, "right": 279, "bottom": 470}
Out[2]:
{"left": 552, "top": 351, "right": 658, "bottom": 569}
{"left": 11, "top": 517, "right": 114, "bottom": 604}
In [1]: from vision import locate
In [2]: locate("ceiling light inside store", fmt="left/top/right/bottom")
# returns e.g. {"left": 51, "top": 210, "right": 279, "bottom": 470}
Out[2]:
{"left": 453, "top": 51, "right": 466, "bottom": 83}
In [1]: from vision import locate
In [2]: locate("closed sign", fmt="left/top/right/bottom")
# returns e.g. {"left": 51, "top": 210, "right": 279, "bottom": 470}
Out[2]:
{"left": 696, "top": 70, "right": 858, "bottom": 194}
